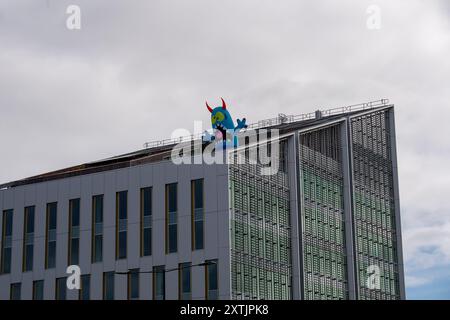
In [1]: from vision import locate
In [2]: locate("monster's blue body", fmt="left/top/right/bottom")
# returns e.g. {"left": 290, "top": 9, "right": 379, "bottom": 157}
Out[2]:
{"left": 204, "top": 98, "right": 247, "bottom": 148}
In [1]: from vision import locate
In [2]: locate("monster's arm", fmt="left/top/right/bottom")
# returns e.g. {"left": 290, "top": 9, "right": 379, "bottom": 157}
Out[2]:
{"left": 235, "top": 118, "right": 247, "bottom": 131}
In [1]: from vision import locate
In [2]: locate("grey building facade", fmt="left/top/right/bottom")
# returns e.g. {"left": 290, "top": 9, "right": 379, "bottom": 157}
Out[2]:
{"left": 0, "top": 100, "right": 405, "bottom": 300}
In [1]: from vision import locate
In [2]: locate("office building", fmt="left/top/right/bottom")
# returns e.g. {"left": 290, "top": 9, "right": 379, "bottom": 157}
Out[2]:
{"left": 0, "top": 99, "right": 405, "bottom": 300}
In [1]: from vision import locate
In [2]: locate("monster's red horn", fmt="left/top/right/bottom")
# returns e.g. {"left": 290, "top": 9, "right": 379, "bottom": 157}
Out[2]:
{"left": 221, "top": 97, "right": 227, "bottom": 110}
{"left": 206, "top": 101, "right": 213, "bottom": 113}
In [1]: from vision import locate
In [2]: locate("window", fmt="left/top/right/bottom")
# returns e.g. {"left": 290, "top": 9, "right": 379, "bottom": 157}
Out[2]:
{"left": 103, "top": 272, "right": 115, "bottom": 300}
{"left": 23, "top": 206, "right": 35, "bottom": 272}
{"left": 205, "top": 259, "right": 218, "bottom": 300}
{"left": 179, "top": 262, "right": 191, "bottom": 300}
{"left": 116, "top": 191, "right": 127, "bottom": 260}
{"left": 10, "top": 283, "right": 21, "bottom": 300}
{"left": 33, "top": 280, "right": 44, "bottom": 300}
{"left": 56, "top": 277, "right": 67, "bottom": 300}
{"left": 128, "top": 269, "right": 139, "bottom": 300}
{"left": 153, "top": 265, "right": 165, "bottom": 300}
{"left": 92, "top": 195, "right": 103, "bottom": 263}
{"left": 165, "top": 184, "right": 177, "bottom": 254}
{"left": 45, "top": 202, "right": 57, "bottom": 269}
{"left": 140, "top": 187, "right": 152, "bottom": 256}
{"left": 279, "top": 140, "right": 288, "bottom": 173}
{"left": 68, "top": 199, "right": 80, "bottom": 266}
{"left": 191, "top": 179, "right": 204, "bottom": 251}
{"left": 79, "top": 275, "right": 90, "bottom": 300}
{"left": 1, "top": 209, "right": 13, "bottom": 274}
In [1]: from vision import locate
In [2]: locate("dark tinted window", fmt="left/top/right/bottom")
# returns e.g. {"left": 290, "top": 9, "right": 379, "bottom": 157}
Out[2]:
{"left": 47, "top": 242, "right": 56, "bottom": 269}
{"left": 143, "top": 228, "right": 151, "bottom": 256}
{"left": 193, "top": 179, "right": 203, "bottom": 209}
{"left": 117, "top": 191, "right": 128, "bottom": 259}
{"left": 141, "top": 187, "right": 152, "bottom": 257}
{"left": 1, "top": 210, "right": 13, "bottom": 274}
{"left": 179, "top": 263, "right": 191, "bottom": 300}
{"left": 128, "top": 269, "right": 139, "bottom": 300}
{"left": 192, "top": 179, "right": 204, "bottom": 250}
{"left": 118, "top": 231, "right": 127, "bottom": 259}
{"left": 48, "top": 203, "right": 57, "bottom": 229}
{"left": 206, "top": 260, "right": 218, "bottom": 300}
{"left": 4, "top": 210, "right": 13, "bottom": 236}
{"left": 94, "top": 195, "right": 103, "bottom": 223}
{"left": 80, "top": 275, "right": 90, "bottom": 300}
{"left": 142, "top": 187, "right": 152, "bottom": 216}
{"left": 23, "top": 206, "right": 35, "bottom": 272}
{"left": 70, "top": 238, "right": 79, "bottom": 265}
{"left": 92, "top": 195, "right": 103, "bottom": 263}
{"left": 33, "top": 280, "right": 44, "bottom": 300}
{"left": 46, "top": 203, "right": 57, "bottom": 269}
{"left": 118, "top": 191, "right": 127, "bottom": 220}
{"left": 167, "top": 184, "right": 177, "bottom": 212}
{"left": 10, "top": 283, "right": 21, "bottom": 300}
{"left": 153, "top": 266, "right": 165, "bottom": 300}
{"left": 56, "top": 277, "right": 66, "bottom": 300}
{"left": 70, "top": 199, "right": 80, "bottom": 227}
{"left": 25, "top": 207, "right": 35, "bottom": 233}
{"left": 69, "top": 199, "right": 80, "bottom": 265}
{"left": 104, "top": 272, "right": 115, "bottom": 300}
{"left": 166, "top": 184, "right": 177, "bottom": 254}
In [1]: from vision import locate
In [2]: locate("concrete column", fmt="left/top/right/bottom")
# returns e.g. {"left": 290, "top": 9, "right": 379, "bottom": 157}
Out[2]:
{"left": 388, "top": 107, "right": 406, "bottom": 300}
{"left": 288, "top": 133, "right": 303, "bottom": 300}
{"left": 341, "top": 119, "right": 357, "bottom": 300}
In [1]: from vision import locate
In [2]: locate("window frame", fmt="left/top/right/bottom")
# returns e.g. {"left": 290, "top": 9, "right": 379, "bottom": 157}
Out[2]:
{"left": 22, "top": 206, "right": 35, "bottom": 272}
{"left": 191, "top": 179, "right": 204, "bottom": 251}
{"left": 140, "top": 187, "right": 152, "bottom": 257}
{"left": 79, "top": 274, "right": 90, "bottom": 300}
{"left": 32, "top": 280, "right": 44, "bottom": 300}
{"left": 116, "top": 191, "right": 128, "bottom": 260}
{"left": 1, "top": 209, "right": 13, "bottom": 274}
{"left": 10, "top": 282, "right": 21, "bottom": 300}
{"left": 68, "top": 198, "right": 80, "bottom": 266}
{"left": 205, "top": 259, "right": 218, "bottom": 300}
{"left": 91, "top": 194, "right": 103, "bottom": 263}
{"left": 153, "top": 265, "right": 165, "bottom": 300}
{"left": 128, "top": 269, "right": 140, "bottom": 300}
{"left": 165, "top": 183, "right": 178, "bottom": 254}
{"left": 45, "top": 202, "right": 57, "bottom": 269}
{"left": 103, "top": 271, "right": 115, "bottom": 300}
{"left": 55, "top": 277, "right": 67, "bottom": 300}
{"left": 179, "top": 262, "right": 192, "bottom": 300}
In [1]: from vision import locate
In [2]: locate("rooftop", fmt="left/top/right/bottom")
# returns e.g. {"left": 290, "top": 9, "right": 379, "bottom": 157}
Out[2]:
{"left": 0, "top": 99, "right": 391, "bottom": 189}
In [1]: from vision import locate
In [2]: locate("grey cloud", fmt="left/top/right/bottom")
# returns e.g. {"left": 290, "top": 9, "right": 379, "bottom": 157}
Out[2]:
{"left": 1, "top": 0, "right": 449, "bottom": 296}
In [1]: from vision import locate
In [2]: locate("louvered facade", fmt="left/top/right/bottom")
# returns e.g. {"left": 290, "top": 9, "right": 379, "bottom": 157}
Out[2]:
{"left": 228, "top": 104, "right": 405, "bottom": 300}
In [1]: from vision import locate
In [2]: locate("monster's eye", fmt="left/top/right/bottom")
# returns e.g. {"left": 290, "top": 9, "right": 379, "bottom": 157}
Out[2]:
{"left": 215, "top": 112, "right": 225, "bottom": 122}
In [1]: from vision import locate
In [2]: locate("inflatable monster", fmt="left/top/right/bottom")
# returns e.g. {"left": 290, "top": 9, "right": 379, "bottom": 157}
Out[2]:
{"left": 203, "top": 98, "right": 247, "bottom": 148}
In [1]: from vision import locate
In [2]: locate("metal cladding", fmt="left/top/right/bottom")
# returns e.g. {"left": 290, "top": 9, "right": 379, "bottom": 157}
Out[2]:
{"left": 299, "top": 124, "right": 348, "bottom": 299}
{"left": 350, "top": 110, "right": 401, "bottom": 300}
{"left": 229, "top": 141, "right": 291, "bottom": 300}
{"left": 228, "top": 103, "right": 404, "bottom": 300}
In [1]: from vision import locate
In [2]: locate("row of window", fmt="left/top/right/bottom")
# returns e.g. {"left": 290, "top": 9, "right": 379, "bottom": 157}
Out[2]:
{"left": 9, "top": 259, "right": 218, "bottom": 300}
{"left": 0, "top": 179, "right": 204, "bottom": 274}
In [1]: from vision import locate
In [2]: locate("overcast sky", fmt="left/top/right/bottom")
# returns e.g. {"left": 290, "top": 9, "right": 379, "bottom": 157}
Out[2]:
{"left": 1, "top": 0, "right": 449, "bottom": 299}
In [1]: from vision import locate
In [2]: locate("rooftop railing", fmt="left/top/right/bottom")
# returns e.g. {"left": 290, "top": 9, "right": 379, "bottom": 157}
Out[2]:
{"left": 143, "top": 98, "right": 389, "bottom": 149}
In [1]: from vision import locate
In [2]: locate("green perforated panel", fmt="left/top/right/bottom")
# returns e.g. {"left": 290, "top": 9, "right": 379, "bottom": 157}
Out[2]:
{"left": 229, "top": 141, "right": 292, "bottom": 300}
{"left": 351, "top": 110, "right": 401, "bottom": 300}
{"left": 299, "top": 125, "right": 349, "bottom": 300}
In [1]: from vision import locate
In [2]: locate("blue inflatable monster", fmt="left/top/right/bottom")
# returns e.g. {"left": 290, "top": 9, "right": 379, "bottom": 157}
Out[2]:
{"left": 204, "top": 98, "right": 247, "bottom": 148}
